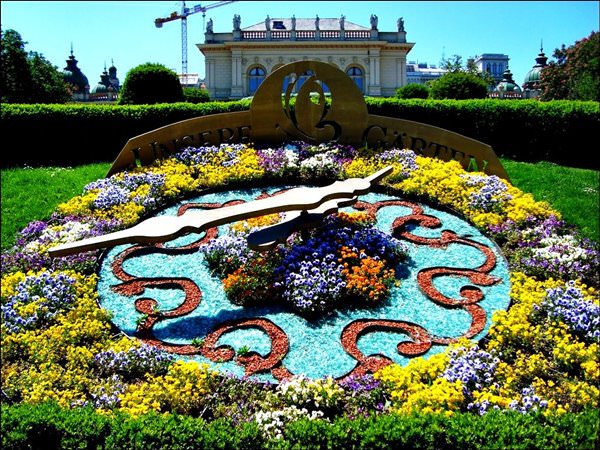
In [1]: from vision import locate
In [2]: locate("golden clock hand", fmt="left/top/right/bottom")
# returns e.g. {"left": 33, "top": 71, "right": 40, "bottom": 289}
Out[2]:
{"left": 48, "top": 166, "right": 392, "bottom": 257}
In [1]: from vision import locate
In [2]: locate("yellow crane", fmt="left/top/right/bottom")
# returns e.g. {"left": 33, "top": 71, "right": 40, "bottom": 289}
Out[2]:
{"left": 155, "top": 1, "right": 236, "bottom": 81}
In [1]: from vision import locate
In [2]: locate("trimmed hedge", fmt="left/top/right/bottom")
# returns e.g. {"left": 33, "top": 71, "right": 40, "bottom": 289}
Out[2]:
{"left": 2, "top": 402, "right": 598, "bottom": 450}
{"left": 365, "top": 98, "right": 600, "bottom": 169}
{"left": 0, "top": 101, "right": 250, "bottom": 167}
{"left": 1, "top": 99, "right": 598, "bottom": 168}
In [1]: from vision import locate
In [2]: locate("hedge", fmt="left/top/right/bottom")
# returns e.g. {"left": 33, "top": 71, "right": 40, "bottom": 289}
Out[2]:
{"left": 1, "top": 99, "right": 598, "bottom": 168}
{"left": 2, "top": 402, "right": 598, "bottom": 450}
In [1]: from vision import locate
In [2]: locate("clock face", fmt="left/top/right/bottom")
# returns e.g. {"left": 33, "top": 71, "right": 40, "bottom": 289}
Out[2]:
{"left": 97, "top": 186, "right": 510, "bottom": 383}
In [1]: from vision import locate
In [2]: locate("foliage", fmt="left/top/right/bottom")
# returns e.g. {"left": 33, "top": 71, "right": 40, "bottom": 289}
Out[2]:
{"left": 183, "top": 87, "right": 210, "bottom": 103}
{"left": 2, "top": 99, "right": 598, "bottom": 168}
{"left": 118, "top": 62, "right": 184, "bottom": 105}
{"left": 2, "top": 401, "right": 598, "bottom": 450}
{"left": 429, "top": 72, "right": 489, "bottom": 99}
{"left": 0, "top": 29, "right": 70, "bottom": 104}
{"left": 440, "top": 53, "right": 496, "bottom": 86}
{"left": 540, "top": 31, "right": 600, "bottom": 101}
{"left": 1, "top": 142, "right": 598, "bottom": 443}
{"left": 363, "top": 97, "right": 600, "bottom": 168}
{"left": 395, "top": 83, "right": 430, "bottom": 99}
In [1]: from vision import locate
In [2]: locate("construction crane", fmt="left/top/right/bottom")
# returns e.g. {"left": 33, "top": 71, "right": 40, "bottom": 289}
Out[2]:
{"left": 155, "top": 1, "right": 236, "bottom": 82}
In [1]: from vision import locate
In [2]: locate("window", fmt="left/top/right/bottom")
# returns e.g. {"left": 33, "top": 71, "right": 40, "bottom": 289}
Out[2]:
{"left": 346, "top": 66, "right": 364, "bottom": 92}
{"left": 248, "top": 66, "right": 266, "bottom": 95}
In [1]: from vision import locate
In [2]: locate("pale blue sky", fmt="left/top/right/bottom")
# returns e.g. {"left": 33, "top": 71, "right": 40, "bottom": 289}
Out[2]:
{"left": 1, "top": 1, "right": 598, "bottom": 88}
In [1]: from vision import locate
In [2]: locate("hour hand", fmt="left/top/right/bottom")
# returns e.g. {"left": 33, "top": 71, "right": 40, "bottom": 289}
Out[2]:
{"left": 246, "top": 196, "right": 357, "bottom": 251}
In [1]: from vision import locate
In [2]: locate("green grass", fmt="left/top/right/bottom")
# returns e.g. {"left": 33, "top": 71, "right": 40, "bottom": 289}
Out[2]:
{"left": 1, "top": 160, "right": 598, "bottom": 250}
{"left": 1, "top": 163, "right": 110, "bottom": 249}
{"left": 501, "top": 159, "right": 599, "bottom": 242}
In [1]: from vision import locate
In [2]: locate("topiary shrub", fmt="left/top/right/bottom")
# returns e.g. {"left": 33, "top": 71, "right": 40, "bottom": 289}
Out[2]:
{"left": 430, "top": 72, "right": 489, "bottom": 100}
{"left": 395, "top": 83, "right": 430, "bottom": 99}
{"left": 118, "top": 63, "right": 184, "bottom": 105}
{"left": 183, "top": 87, "right": 210, "bottom": 103}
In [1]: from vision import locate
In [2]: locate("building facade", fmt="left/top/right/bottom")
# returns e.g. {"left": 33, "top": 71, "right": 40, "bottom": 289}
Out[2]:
{"left": 406, "top": 61, "right": 446, "bottom": 84}
{"left": 473, "top": 53, "right": 509, "bottom": 85}
{"left": 197, "top": 15, "right": 414, "bottom": 99}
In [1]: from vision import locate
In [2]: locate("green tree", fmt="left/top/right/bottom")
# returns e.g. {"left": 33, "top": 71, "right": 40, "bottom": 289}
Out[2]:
{"left": 1, "top": 28, "right": 70, "bottom": 103}
{"left": 540, "top": 31, "right": 599, "bottom": 101}
{"left": 429, "top": 72, "right": 489, "bottom": 100}
{"left": 119, "top": 63, "right": 184, "bottom": 105}
{"left": 28, "top": 52, "right": 71, "bottom": 103}
{"left": 1, "top": 28, "right": 33, "bottom": 102}
{"left": 396, "top": 83, "right": 430, "bottom": 99}
{"left": 440, "top": 54, "right": 496, "bottom": 87}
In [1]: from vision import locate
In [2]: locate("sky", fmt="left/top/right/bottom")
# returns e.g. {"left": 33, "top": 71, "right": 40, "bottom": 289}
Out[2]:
{"left": 1, "top": 1, "right": 598, "bottom": 88}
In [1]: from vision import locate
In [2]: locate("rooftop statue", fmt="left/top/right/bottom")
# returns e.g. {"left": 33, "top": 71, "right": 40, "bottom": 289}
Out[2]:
{"left": 206, "top": 18, "right": 213, "bottom": 33}
{"left": 233, "top": 14, "right": 241, "bottom": 31}
{"left": 265, "top": 15, "right": 271, "bottom": 30}
{"left": 340, "top": 14, "right": 345, "bottom": 30}
{"left": 370, "top": 14, "right": 378, "bottom": 29}
{"left": 397, "top": 17, "right": 405, "bottom": 32}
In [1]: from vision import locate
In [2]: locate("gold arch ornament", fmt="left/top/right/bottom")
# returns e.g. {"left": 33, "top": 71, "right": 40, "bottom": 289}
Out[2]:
{"left": 107, "top": 61, "right": 508, "bottom": 179}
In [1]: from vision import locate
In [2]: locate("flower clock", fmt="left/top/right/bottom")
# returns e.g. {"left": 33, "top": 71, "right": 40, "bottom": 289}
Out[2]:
{"left": 2, "top": 142, "right": 598, "bottom": 432}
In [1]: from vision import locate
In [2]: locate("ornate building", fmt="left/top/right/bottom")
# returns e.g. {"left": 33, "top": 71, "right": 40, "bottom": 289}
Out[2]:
{"left": 197, "top": 15, "right": 413, "bottom": 99}
{"left": 490, "top": 66, "right": 522, "bottom": 99}
{"left": 89, "top": 61, "right": 120, "bottom": 102}
{"left": 62, "top": 47, "right": 90, "bottom": 101}
{"left": 522, "top": 45, "right": 548, "bottom": 98}
{"left": 473, "top": 53, "right": 509, "bottom": 85}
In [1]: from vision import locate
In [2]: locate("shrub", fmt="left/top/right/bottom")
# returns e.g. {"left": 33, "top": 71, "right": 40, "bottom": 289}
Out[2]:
{"left": 183, "top": 87, "right": 210, "bottom": 103}
{"left": 118, "top": 63, "right": 184, "bottom": 105}
{"left": 396, "top": 83, "right": 430, "bottom": 99}
{"left": 430, "top": 72, "right": 489, "bottom": 99}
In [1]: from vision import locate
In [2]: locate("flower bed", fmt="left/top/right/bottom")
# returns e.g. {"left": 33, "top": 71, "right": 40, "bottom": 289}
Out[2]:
{"left": 1, "top": 142, "right": 598, "bottom": 437}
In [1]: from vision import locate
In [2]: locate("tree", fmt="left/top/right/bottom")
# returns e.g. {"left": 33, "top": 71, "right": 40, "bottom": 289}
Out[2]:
{"left": 540, "top": 31, "right": 599, "bottom": 101}
{"left": 440, "top": 54, "right": 496, "bottom": 87}
{"left": 1, "top": 28, "right": 70, "bottom": 103}
{"left": 119, "top": 63, "right": 184, "bottom": 105}
{"left": 28, "top": 52, "right": 71, "bottom": 103}
{"left": 396, "top": 83, "right": 430, "bottom": 99}
{"left": 1, "top": 28, "right": 33, "bottom": 102}
{"left": 429, "top": 72, "right": 489, "bottom": 100}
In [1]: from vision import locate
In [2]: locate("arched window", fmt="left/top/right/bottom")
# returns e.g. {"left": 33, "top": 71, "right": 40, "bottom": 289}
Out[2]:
{"left": 486, "top": 63, "right": 491, "bottom": 73}
{"left": 248, "top": 66, "right": 266, "bottom": 95}
{"left": 346, "top": 66, "right": 364, "bottom": 92}
{"left": 492, "top": 63, "right": 497, "bottom": 75}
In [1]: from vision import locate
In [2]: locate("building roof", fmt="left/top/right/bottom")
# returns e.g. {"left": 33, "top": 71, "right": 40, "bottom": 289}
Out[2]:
{"left": 62, "top": 49, "right": 89, "bottom": 91}
{"left": 242, "top": 17, "right": 369, "bottom": 32}
{"left": 523, "top": 48, "right": 548, "bottom": 86}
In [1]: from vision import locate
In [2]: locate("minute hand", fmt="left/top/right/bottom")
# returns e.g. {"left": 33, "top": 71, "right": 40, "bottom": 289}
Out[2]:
{"left": 48, "top": 166, "right": 393, "bottom": 257}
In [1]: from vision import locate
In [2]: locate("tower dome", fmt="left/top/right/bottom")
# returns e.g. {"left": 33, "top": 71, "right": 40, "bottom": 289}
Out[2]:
{"left": 91, "top": 67, "right": 111, "bottom": 94}
{"left": 496, "top": 66, "right": 521, "bottom": 93}
{"left": 523, "top": 45, "right": 548, "bottom": 90}
{"left": 62, "top": 46, "right": 89, "bottom": 96}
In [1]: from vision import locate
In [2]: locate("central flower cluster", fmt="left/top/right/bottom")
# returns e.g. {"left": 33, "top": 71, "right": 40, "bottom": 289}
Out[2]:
{"left": 201, "top": 211, "right": 408, "bottom": 317}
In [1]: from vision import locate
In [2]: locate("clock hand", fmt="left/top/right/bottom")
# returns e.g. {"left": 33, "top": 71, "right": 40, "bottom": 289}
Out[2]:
{"left": 247, "top": 196, "right": 358, "bottom": 251}
{"left": 48, "top": 166, "right": 393, "bottom": 257}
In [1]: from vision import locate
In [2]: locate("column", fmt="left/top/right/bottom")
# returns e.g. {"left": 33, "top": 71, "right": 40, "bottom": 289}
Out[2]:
{"left": 230, "top": 50, "right": 243, "bottom": 98}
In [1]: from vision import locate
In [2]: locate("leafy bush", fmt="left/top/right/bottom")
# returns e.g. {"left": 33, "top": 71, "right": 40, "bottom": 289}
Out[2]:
{"left": 1, "top": 99, "right": 597, "bottom": 169}
{"left": 430, "top": 72, "right": 489, "bottom": 99}
{"left": 2, "top": 402, "right": 598, "bottom": 450}
{"left": 118, "top": 63, "right": 184, "bottom": 105}
{"left": 396, "top": 83, "right": 430, "bottom": 99}
{"left": 183, "top": 87, "right": 211, "bottom": 103}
